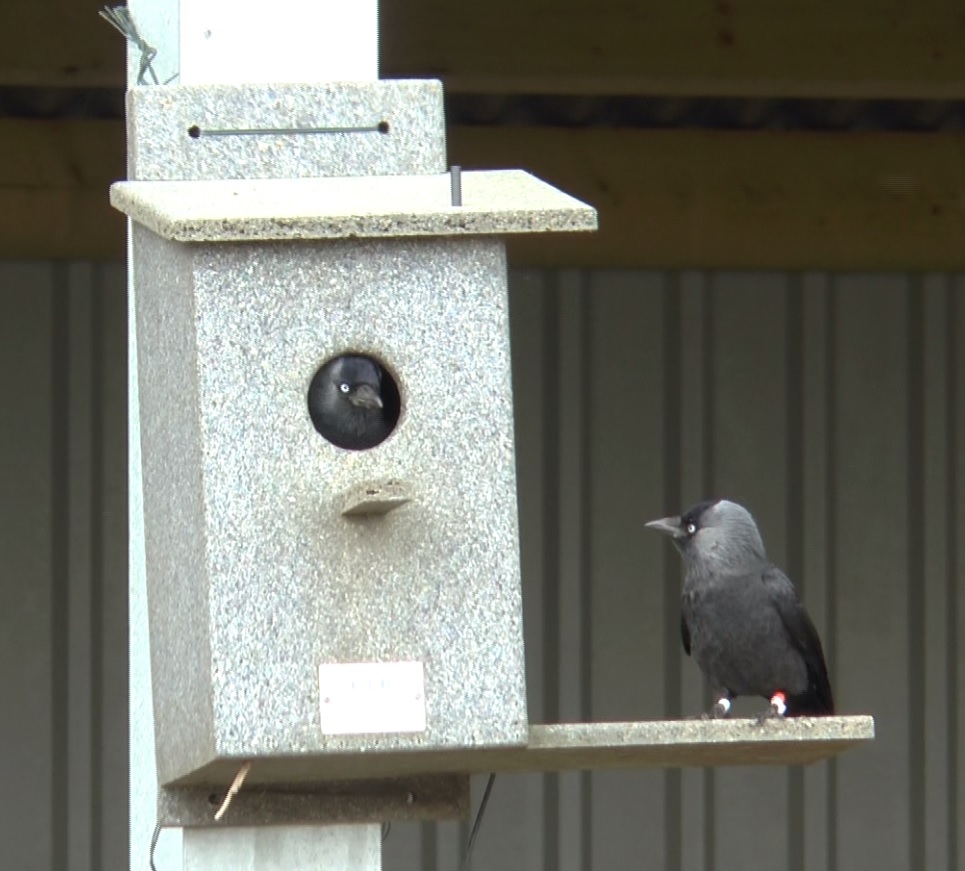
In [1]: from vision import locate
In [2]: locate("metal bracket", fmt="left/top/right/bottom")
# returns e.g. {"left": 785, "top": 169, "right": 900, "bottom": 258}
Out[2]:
{"left": 159, "top": 774, "right": 469, "bottom": 828}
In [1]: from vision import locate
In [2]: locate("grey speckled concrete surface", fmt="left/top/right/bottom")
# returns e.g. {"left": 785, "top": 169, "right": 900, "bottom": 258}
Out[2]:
{"left": 111, "top": 170, "right": 597, "bottom": 242}
{"left": 128, "top": 80, "right": 447, "bottom": 181}
{"left": 521, "top": 715, "right": 875, "bottom": 769}
{"left": 157, "top": 717, "right": 873, "bottom": 826}
{"left": 165, "top": 716, "right": 875, "bottom": 786}
{"left": 135, "top": 227, "right": 530, "bottom": 786}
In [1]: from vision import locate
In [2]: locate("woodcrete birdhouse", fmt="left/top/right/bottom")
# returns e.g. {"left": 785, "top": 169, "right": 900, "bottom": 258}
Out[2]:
{"left": 112, "top": 80, "right": 596, "bottom": 808}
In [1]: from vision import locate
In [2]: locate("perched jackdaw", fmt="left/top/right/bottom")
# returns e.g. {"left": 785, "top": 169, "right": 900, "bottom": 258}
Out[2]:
{"left": 307, "top": 355, "right": 391, "bottom": 450}
{"left": 646, "top": 499, "right": 834, "bottom": 720}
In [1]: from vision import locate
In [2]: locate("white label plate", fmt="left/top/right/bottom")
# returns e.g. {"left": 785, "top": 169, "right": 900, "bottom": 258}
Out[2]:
{"left": 318, "top": 661, "right": 427, "bottom": 736}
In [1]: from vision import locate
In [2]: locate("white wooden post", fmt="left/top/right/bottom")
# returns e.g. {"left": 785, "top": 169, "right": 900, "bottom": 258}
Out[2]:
{"left": 127, "top": 2, "right": 381, "bottom": 868}
{"left": 179, "top": 0, "right": 378, "bottom": 84}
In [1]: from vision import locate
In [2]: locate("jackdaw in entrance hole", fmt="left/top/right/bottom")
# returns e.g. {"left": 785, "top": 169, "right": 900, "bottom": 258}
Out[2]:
{"left": 307, "top": 355, "right": 393, "bottom": 450}
{"left": 646, "top": 499, "right": 834, "bottom": 720}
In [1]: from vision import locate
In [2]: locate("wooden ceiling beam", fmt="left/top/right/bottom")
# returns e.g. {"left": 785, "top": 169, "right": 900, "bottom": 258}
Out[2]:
{"left": 450, "top": 126, "right": 965, "bottom": 270}
{"left": 0, "top": 4, "right": 123, "bottom": 87}
{"left": 4, "top": 119, "right": 965, "bottom": 270}
{"left": 0, "top": 120, "right": 126, "bottom": 260}
{"left": 3, "top": 1, "right": 965, "bottom": 98}
{"left": 382, "top": 1, "right": 965, "bottom": 99}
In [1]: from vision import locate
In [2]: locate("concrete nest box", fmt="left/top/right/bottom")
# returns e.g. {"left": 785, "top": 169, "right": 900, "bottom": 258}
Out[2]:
{"left": 117, "top": 80, "right": 873, "bottom": 830}
{"left": 113, "top": 80, "right": 596, "bottom": 794}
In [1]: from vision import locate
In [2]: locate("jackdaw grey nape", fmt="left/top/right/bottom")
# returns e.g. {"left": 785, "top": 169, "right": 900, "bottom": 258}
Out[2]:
{"left": 307, "top": 355, "right": 392, "bottom": 450}
{"left": 646, "top": 498, "right": 834, "bottom": 720}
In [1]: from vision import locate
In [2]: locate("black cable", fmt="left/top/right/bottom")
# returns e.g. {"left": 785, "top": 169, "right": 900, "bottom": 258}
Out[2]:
{"left": 459, "top": 773, "right": 496, "bottom": 871}
{"left": 149, "top": 822, "right": 162, "bottom": 870}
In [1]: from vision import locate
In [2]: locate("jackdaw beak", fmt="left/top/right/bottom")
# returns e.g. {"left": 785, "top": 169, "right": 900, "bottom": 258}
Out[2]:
{"left": 645, "top": 516, "right": 684, "bottom": 538}
{"left": 350, "top": 383, "right": 383, "bottom": 410}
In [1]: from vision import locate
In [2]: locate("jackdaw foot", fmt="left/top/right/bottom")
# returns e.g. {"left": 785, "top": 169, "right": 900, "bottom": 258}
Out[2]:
{"left": 755, "top": 692, "right": 788, "bottom": 725}
{"left": 690, "top": 697, "right": 732, "bottom": 720}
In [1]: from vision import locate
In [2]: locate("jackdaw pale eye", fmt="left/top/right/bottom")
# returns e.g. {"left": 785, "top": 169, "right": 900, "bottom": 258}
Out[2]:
{"left": 307, "top": 353, "right": 401, "bottom": 451}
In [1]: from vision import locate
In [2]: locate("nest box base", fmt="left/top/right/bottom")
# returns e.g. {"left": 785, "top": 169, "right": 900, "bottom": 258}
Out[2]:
{"left": 160, "top": 716, "right": 874, "bottom": 826}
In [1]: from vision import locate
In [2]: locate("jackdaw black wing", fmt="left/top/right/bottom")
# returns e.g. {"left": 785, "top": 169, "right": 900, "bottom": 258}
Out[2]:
{"left": 761, "top": 564, "right": 834, "bottom": 714}
{"left": 681, "top": 611, "right": 692, "bottom": 657}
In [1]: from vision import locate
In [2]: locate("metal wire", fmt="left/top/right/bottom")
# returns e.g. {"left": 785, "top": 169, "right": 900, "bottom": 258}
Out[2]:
{"left": 189, "top": 124, "right": 385, "bottom": 138}
{"left": 459, "top": 773, "right": 496, "bottom": 871}
{"left": 98, "top": 5, "right": 161, "bottom": 86}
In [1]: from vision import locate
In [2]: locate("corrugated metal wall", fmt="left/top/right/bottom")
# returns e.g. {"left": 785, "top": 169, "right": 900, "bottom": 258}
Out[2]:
{"left": 385, "top": 269, "right": 965, "bottom": 871}
{"left": 0, "top": 262, "right": 128, "bottom": 871}
{"left": 2, "top": 263, "right": 962, "bottom": 870}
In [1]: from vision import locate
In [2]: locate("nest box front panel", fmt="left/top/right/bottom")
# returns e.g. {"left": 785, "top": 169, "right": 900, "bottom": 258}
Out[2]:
{"left": 135, "top": 228, "right": 529, "bottom": 783}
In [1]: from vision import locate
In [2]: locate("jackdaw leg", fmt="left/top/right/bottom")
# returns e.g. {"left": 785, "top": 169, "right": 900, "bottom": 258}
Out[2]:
{"left": 708, "top": 695, "right": 732, "bottom": 719}
{"left": 688, "top": 694, "right": 732, "bottom": 720}
{"left": 755, "top": 691, "right": 787, "bottom": 724}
